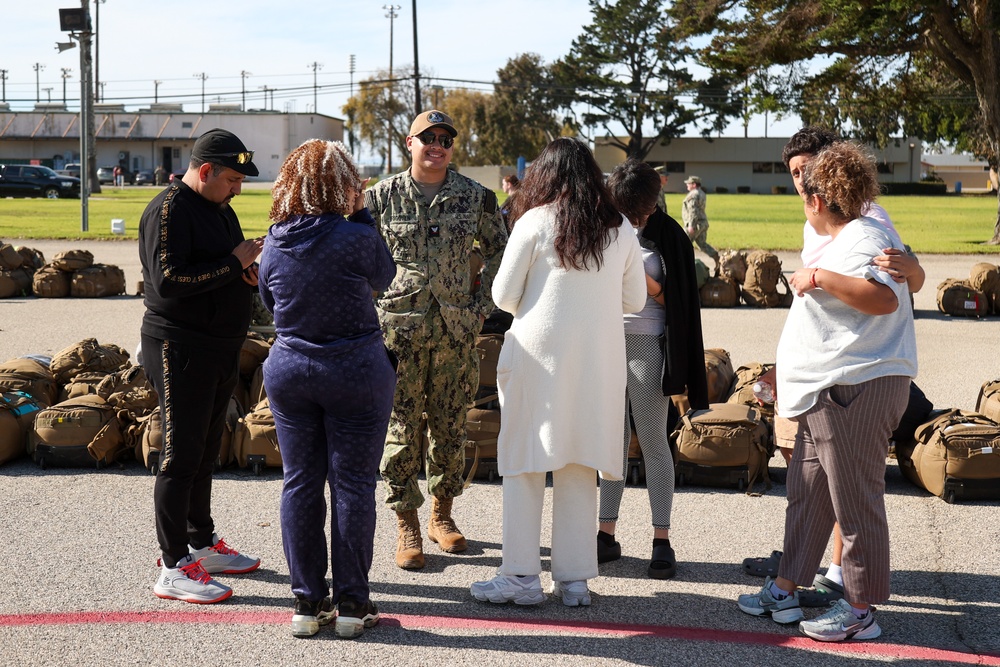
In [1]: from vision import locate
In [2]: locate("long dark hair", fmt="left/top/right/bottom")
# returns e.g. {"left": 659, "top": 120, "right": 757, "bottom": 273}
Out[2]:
{"left": 509, "top": 137, "right": 621, "bottom": 271}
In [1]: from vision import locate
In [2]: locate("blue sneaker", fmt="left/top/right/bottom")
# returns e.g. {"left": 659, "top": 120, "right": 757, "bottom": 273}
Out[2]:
{"left": 737, "top": 576, "right": 803, "bottom": 624}
{"left": 799, "top": 599, "right": 881, "bottom": 642}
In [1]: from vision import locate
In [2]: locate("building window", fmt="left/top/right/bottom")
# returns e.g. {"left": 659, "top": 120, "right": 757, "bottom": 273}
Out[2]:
{"left": 753, "top": 162, "right": 773, "bottom": 173}
{"left": 181, "top": 122, "right": 193, "bottom": 129}
{"left": 877, "top": 161, "right": 894, "bottom": 174}
{"left": 773, "top": 161, "right": 788, "bottom": 174}
{"left": 660, "top": 162, "right": 684, "bottom": 173}
{"left": 119, "top": 121, "right": 130, "bottom": 128}
{"left": 173, "top": 148, "right": 180, "bottom": 159}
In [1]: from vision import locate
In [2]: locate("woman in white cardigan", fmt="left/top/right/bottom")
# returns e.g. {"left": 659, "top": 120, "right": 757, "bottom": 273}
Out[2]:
{"left": 470, "top": 138, "right": 647, "bottom": 607}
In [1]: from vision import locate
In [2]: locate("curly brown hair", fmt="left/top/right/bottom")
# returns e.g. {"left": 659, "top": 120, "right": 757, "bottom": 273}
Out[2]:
{"left": 800, "top": 142, "right": 880, "bottom": 223}
{"left": 269, "top": 139, "right": 360, "bottom": 222}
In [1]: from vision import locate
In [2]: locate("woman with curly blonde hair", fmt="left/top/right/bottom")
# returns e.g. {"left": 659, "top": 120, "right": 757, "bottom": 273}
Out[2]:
{"left": 258, "top": 139, "right": 397, "bottom": 640}
{"left": 736, "top": 141, "right": 917, "bottom": 643}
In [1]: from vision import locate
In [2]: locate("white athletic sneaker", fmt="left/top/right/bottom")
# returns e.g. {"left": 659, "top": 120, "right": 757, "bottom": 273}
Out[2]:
{"left": 550, "top": 580, "right": 592, "bottom": 607}
{"left": 153, "top": 555, "right": 233, "bottom": 604}
{"left": 737, "top": 576, "right": 804, "bottom": 624}
{"left": 189, "top": 534, "right": 260, "bottom": 574}
{"left": 470, "top": 574, "right": 546, "bottom": 605}
{"left": 799, "top": 599, "right": 882, "bottom": 642}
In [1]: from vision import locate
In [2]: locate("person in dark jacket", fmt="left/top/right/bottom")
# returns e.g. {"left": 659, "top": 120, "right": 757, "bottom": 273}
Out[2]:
{"left": 258, "top": 139, "right": 397, "bottom": 640}
{"left": 596, "top": 160, "right": 709, "bottom": 579}
{"left": 140, "top": 128, "right": 264, "bottom": 605}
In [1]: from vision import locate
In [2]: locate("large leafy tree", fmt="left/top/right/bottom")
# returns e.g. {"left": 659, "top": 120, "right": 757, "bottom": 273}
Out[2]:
{"left": 437, "top": 88, "right": 491, "bottom": 167}
{"left": 477, "top": 54, "right": 564, "bottom": 165}
{"left": 673, "top": 0, "right": 1000, "bottom": 244}
{"left": 552, "top": 0, "right": 729, "bottom": 160}
{"left": 342, "top": 66, "right": 421, "bottom": 171}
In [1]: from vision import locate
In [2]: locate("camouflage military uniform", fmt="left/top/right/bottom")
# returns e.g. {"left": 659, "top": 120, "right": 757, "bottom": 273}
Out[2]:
{"left": 366, "top": 169, "right": 507, "bottom": 512}
{"left": 682, "top": 187, "right": 718, "bottom": 260}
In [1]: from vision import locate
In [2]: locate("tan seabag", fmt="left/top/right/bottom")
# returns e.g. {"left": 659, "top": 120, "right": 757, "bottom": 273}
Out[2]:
{"left": 49, "top": 338, "right": 130, "bottom": 385}
{"left": 51, "top": 249, "right": 94, "bottom": 272}
{"left": 32, "top": 264, "right": 71, "bottom": 298}
{"left": 900, "top": 409, "right": 1000, "bottom": 503}
{"left": 70, "top": 264, "right": 126, "bottom": 298}
{"left": 671, "top": 402, "right": 772, "bottom": 493}
{"left": 976, "top": 378, "right": 1000, "bottom": 424}
{"left": 0, "top": 357, "right": 59, "bottom": 407}
{"left": 28, "top": 394, "right": 125, "bottom": 468}
{"left": 233, "top": 398, "right": 281, "bottom": 475}
{"left": 0, "top": 391, "right": 43, "bottom": 466}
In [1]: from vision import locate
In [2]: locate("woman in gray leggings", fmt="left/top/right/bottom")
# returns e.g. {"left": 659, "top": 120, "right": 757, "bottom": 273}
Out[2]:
{"left": 598, "top": 159, "right": 679, "bottom": 579}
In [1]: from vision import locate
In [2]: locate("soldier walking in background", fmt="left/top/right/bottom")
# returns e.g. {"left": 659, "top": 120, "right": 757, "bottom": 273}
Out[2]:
{"left": 682, "top": 175, "right": 720, "bottom": 274}
{"left": 366, "top": 110, "right": 508, "bottom": 570}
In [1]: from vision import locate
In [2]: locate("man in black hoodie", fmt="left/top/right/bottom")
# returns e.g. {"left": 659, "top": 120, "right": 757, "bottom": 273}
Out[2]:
{"left": 139, "top": 128, "right": 264, "bottom": 604}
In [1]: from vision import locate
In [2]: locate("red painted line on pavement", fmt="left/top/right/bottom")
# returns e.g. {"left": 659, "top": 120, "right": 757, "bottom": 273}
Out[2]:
{"left": 3, "top": 610, "right": 999, "bottom": 665}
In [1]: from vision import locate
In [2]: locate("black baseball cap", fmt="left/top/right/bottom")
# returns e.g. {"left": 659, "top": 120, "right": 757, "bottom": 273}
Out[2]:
{"left": 191, "top": 128, "right": 259, "bottom": 177}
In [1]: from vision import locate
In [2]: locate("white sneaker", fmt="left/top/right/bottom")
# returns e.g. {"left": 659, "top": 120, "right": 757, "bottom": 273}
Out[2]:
{"left": 153, "top": 555, "right": 233, "bottom": 604}
{"left": 799, "top": 599, "right": 882, "bottom": 642}
{"left": 470, "top": 574, "right": 546, "bottom": 605}
{"left": 550, "top": 580, "right": 591, "bottom": 607}
{"left": 189, "top": 533, "right": 260, "bottom": 574}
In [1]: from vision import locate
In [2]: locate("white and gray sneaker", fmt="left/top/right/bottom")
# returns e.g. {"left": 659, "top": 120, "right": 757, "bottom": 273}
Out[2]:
{"left": 189, "top": 534, "right": 260, "bottom": 574}
{"left": 550, "top": 580, "right": 592, "bottom": 607}
{"left": 470, "top": 574, "right": 546, "bottom": 605}
{"left": 737, "top": 576, "right": 804, "bottom": 624}
{"left": 799, "top": 599, "right": 881, "bottom": 642}
{"left": 153, "top": 554, "right": 233, "bottom": 604}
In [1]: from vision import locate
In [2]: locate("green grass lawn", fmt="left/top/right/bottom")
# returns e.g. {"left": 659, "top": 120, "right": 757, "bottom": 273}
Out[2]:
{"left": 3, "top": 188, "right": 999, "bottom": 254}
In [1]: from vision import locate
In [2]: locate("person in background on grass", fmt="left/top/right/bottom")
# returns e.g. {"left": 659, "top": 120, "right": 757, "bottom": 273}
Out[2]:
{"left": 501, "top": 174, "right": 520, "bottom": 231}
{"left": 258, "top": 139, "right": 396, "bottom": 639}
{"left": 681, "top": 175, "right": 720, "bottom": 274}
{"left": 736, "top": 140, "right": 917, "bottom": 643}
{"left": 366, "top": 110, "right": 508, "bottom": 571}
{"left": 596, "top": 159, "right": 708, "bottom": 580}
{"left": 743, "top": 127, "right": 925, "bottom": 608}
{"left": 470, "top": 137, "right": 646, "bottom": 607}
{"left": 139, "top": 128, "right": 263, "bottom": 605}
{"left": 654, "top": 165, "right": 669, "bottom": 215}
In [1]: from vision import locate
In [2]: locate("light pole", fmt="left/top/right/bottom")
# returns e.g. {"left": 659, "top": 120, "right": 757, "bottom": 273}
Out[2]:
{"left": 61, "top": 68, "right": 72, "bottom": 104}
{"left": 308, "top": 62, "right": 321, "bottom": 114}
{"left": 93, "top": 0, "right": 105, "bottom": 101}
{"left": 909, "top": 142, "right": 916, "bottom": 182}
{"left": 43, "top": 87, "right": 53, "bottom": 103}
{"left": 412, "top": 0, "right": 421, "bottom": 114}
{"left": 194, "top": 72, "right": 207, "bottom": 112}
{"left": 153, "top": 79, "right": 162, "bottom": 103}
{"left": 240, "top": 70, "right": 251, "bottom": 110}
{"left": 0, "top": 70, "right": 7, "bottom": 102}
{"left": 34, "top": 63, "right": 46, "bottom": 102}
{"left": 98, "top": 81, "right": 105, "bottom": 101}
{"left": 384, "top": 4, "right": 400, "bottom": 174}
{"left": 259, "top": 85, "right": 272, "bottom": 111}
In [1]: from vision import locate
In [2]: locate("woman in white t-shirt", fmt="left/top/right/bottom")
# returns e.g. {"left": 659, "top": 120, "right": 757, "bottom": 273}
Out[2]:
{"left": 736, "top": 141, "right": 917, "bottom": 643}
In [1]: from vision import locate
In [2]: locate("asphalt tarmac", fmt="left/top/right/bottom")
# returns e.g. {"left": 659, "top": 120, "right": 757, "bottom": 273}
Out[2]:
{"left": 1, "top": 238, "right": 998, "bottom": 667}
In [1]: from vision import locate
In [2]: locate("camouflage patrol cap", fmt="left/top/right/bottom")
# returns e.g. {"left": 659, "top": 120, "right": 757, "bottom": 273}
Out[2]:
{"left": 409, "top": 110, "right": 458, "bottom": 138}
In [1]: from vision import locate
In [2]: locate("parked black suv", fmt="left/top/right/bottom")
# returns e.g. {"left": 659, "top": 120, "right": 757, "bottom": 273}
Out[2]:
{"left": 0, "top": 164, "right": 81, "bottom": 199}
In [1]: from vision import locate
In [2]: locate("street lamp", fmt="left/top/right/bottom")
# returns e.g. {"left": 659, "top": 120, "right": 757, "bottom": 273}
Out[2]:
{"left": 909, "top": 142, "right": 916, "bottom": 182}
{"left": 58, "top": 3, "right": 98, "bottom": 230}
{"left": 153, "top": 79, "right": 162, "bottom": 103}
{"left": 308, "top": 62, "right": 322, "bottom": 114}
{"left": 43, "top": 87, "right": 53, "bottom": 103}
{"left": 240, "top": 71, "right": 250, "bottom": 110}
{"left": 61, "top": 67, "right": 72, "bottom": 104}
{"left": 93, "top": 0, "right": 105, "bottom": 102}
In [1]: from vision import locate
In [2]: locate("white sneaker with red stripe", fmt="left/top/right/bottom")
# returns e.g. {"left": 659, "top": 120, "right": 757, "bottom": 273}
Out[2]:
{"left": 153, "top": 554, "right": 233, "bottom": 604}
{"left": 189, "top": 533, "right": 260, "bottom": 574}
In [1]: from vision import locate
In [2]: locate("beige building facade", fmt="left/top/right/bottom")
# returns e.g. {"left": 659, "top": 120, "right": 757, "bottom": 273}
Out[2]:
{"left": 593, "top": 136, "right": 924, "bottom": 195}
{"left": 0, "top": 103, "right": 344, "bottom": 181}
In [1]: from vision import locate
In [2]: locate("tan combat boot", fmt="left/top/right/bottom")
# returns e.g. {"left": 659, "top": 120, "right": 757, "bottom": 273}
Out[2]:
{"left": 395, "top": 509, "right": 425, "bottom": 570}
{"left": 427, "top": 496, "right": 468, "bottom": 553}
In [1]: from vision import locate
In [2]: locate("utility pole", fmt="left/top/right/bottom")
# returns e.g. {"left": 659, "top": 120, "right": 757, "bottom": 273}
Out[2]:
{"left": 308, "top": 61, "right": 321, "bottom": 114}
{"left": 153, "top": 79, "right": 162, "bottom": 103}
{"left": 384, "top": 4, "right": 400, "bottom": 174}
{"left": 43, "top": 87, "right": 53, "bottom": 103}
{"left": 193, "top": 72, "right": 207, "bottom": 112}
{"left": 240, "top": 70, "right": 251, "bottom": 110}
{"left": 60, "top": 68, "right": 72, "bottom": 104}
{"left": 259, "top": 85, "right": 272, "bottom": 111}
{"left": 348, "top": 54, "right": 357, "bottom": 158}
{"left": 93, "top": 0, "right": 105, "bottom": 101}
{"left": 0, "top": 70, "right": 7, "bottom": 102}
{"left": 98, "top": 81, "right": 105, "bottom": 101}
{"left": 34, "top": 63, "right": 46, "bottom": 102}
{"left": 412, "top": 0, "right": 421, "bottom": 114}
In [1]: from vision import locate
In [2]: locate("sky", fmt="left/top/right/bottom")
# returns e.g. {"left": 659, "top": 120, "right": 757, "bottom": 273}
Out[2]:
{"left": 2, "top": 0, "right": 802, "bottom": 161}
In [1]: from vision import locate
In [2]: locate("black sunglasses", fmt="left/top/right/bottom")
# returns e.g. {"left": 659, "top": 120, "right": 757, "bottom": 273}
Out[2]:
{"left": 218, "top": 151, "right": 254, "bottom": 164}
{"left": 415, "top": 131, "right": 454, "bottom": 149}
